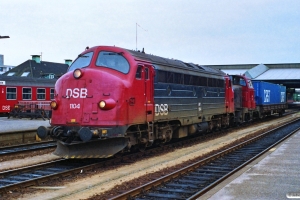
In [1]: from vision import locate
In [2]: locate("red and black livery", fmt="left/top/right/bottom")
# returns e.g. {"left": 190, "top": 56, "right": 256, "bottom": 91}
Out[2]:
{"left": 37, "top": 46, "right": 286, "bottom": 158}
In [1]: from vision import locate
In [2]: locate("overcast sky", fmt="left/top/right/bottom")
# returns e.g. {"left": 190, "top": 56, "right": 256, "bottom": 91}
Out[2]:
{"left": 1, "top": 0, "right": 299, "bottom": 66}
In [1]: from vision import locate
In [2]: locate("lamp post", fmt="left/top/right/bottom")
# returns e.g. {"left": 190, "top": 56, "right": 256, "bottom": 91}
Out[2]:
{"left": 0, "top": 36, "right": 10, "bottom": 39}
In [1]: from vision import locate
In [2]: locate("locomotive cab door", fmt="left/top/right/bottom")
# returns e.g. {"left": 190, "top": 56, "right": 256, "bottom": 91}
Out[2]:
{"left": 144, "top": 64, "right": 154, "bottom": 122}
{"left": 130, "top": 65, "right": 154, "bottom": 124}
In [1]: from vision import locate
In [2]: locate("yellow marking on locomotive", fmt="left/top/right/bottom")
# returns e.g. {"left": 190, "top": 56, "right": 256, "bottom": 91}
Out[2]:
{"left": 71, "top": 119, "right": 76, "bottom": 123}
{"left": 92, "top": 130, "right": 99, "bottom": 136}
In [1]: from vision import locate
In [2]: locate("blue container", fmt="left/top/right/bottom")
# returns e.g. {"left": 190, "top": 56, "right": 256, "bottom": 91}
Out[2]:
{"left": 252, "top": 81, "right": 286, "bottom": 105}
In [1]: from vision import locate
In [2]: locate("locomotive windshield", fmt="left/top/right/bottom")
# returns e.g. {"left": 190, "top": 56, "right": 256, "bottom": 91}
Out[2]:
{"left": 96, "top": 51, "right": 129, "bottom": 74}
{"left": 68, "top": 52, "right": 94, "bottom": 71}
{"left": 230, "top": 75, "right": 253, "bottom": 88}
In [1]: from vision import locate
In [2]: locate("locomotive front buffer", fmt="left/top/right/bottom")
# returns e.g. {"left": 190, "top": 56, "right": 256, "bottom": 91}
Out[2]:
{"left": 37, "top": 126, "right": 128, "bottom": 158}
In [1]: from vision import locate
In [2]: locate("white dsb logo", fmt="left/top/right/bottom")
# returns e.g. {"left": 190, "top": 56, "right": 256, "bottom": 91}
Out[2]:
{"left": 2, "top": 105, "right": 10, "bottom": 111}
{"left": 66, "top": 88, "right": 88, "bottom": 98}
{"left": 155, "top": 104, "right": 168, "bottom": 116}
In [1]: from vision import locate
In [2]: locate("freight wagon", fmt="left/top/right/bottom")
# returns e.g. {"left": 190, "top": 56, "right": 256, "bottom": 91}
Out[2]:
{"left": 252, "top": 81, "right": 287, "bottom": 117}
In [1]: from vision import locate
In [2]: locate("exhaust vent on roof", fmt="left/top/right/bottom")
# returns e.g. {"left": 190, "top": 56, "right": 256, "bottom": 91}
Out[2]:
{"left": 31, "top": 55, "right": 41, "bottom": 63}
{"left": 65, "top": 59, "right": 72, "bottom": 66}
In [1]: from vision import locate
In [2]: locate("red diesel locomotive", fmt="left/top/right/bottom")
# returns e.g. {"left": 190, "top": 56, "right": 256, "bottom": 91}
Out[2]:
{"left": 37, "top": 46, "right": 285, "bottom": 158}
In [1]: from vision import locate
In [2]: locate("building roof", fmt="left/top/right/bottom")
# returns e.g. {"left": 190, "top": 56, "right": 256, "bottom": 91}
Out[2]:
{"left": 244, "top": 64, "right": 269, "bottom": 79}
{"left": 1, "top": 59, "right": 69, "bottom": 79}
{"left": 206, "top": 63, "right": 300, "bottom": 88}
{"left": 255, "top": 68, "right": 300, "bottom": 80}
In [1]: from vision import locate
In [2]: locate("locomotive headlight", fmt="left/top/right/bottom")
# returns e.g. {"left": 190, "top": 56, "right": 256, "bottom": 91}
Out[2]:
{"left": 50, "top": 101, "right": 58, "bottom": 110}
{"left": 98, "top": 99, "right": 116, "bottom": 110}
{"left": 73, "top": 68, "right": 83, "bottom": 79}
{"left": 99, "top": 100, "right": 106, "bottom": 108}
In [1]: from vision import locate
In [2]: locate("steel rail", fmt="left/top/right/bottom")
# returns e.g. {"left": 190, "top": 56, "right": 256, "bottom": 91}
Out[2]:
{"left": 0, "top": 141, "right": 56, "bottom": 156}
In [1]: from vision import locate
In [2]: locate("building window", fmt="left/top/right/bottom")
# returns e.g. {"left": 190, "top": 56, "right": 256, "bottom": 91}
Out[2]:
{"left": 22, "top": 88, "right": 32, "bottom": 100}
{"left": 6, "top": 87, "right": 17, "bottom": 100}
{"left": 0, "top": 67, "right": 3, "bottom": 72}
{"left": 50, "top": 88, "right": 55, "bottom": 99}
{"left": 21, "top": 72, "right": 30, "bottom": 77}
{"left": 7, "top": 72, "right": 15, "bottom": 76}
{"left": 37, "top": 88, "right": 46, "bottom": 100}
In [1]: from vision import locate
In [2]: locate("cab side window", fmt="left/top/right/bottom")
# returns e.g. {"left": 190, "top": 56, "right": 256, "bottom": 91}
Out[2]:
{"left": 145, "top": 67, "right": 149, "bottom": 80}
{"left": 136, "top": 66, "right": 142, "bottom": 79}
{"left": 239, "top": 79, "right": 246, "bottom": 86}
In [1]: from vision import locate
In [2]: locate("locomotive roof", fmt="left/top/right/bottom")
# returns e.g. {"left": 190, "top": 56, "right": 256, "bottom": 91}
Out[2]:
{"left": 0, "top": 76, "right": 56, "bottom": 87}
{"left": 127, "top": 49, "right": 225, "bottom": 76}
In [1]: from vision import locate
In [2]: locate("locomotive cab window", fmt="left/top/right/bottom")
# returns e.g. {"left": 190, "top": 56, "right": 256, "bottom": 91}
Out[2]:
{"left": 230, "top": 76, "right": 246, "bottom": 86}
{"left": 22, "top": 88, "right": 32, "bottom": 100}
{"left": 68, "top": 52, "right": 93, "bottom": 71}
{"left": 239, "top": 79, "right": 246, "bottom": 86}
{"left": 6, "top": 87, "right": 16, "bottom": 100}
{"left": 96, "top": 51, "right": 129, "bottom": 74}
{"left": 37, "top": 88, "right": 46, "bottom": 100}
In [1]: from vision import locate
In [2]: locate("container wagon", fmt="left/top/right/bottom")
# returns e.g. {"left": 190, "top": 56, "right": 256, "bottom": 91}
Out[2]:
{"left": 252, "top": 81, "right": 287, "bottom": 117}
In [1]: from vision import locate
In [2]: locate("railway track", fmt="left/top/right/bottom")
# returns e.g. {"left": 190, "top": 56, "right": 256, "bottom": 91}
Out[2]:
{"left": 0, "top": 158, "right": 108, "bottom": 195}
{"left": 0, "top": 141, "right": 56, "bottom": 157}
{"left": 0, "top": 123, "right": 240, "bottom": 195}
{"left": 0, "top": 113, "right": 298, "bottom": 197}
{"left": 110, "top": 118, "right": 300, "bottom": 200}
{"left": 0, "top": 132, "right": 216, "bottom": 196}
